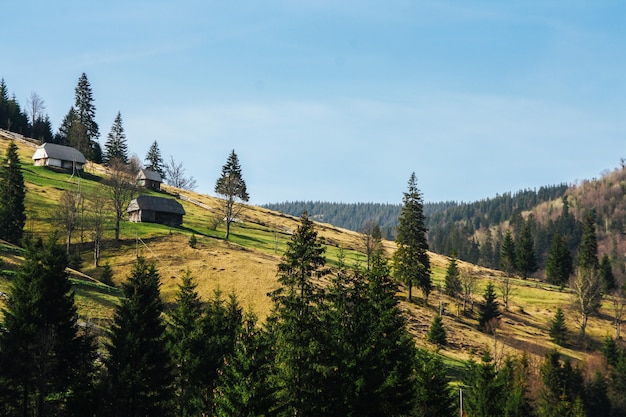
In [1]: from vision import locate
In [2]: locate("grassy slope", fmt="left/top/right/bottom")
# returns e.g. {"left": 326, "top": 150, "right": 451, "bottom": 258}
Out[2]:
{"left": 0, "top": 130, "right": 617, "bottom": 370}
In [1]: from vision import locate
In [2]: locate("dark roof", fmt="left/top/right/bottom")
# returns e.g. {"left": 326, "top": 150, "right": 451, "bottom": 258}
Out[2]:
{"left": 127, "top": 195, "right": 185, "bottom": 215}
{"left": 137, "top": 168, "right": 162, "bottom": 182}
{"left": 32, "top": 143, "right": 86, "bottom": 164}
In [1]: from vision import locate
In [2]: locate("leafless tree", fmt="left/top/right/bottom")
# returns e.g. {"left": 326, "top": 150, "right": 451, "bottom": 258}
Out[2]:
{"left": 87, "top": 194, "right": 109, "bottom": 267}
{"left": 164, "top": 155, "right": 197, "bottom": 190}
{"left": 570, "top": 267, "right": 603, "bottom": 338}
{"left": 57, "top": 190, "right": 80, "bottom": 254}
{"left": 499, "top": 275, "right": 513, "bottom": 311}
{"left": 360, "top": 219, "right": 382, "bottom": 270}
{"left": 106, "top": 160, "right": 137, "bottom": 241}
{"left": 612, "top": 282, "right": 626, "bottom": 339}
{"left": 460, "top": 272, "right": 478, "bottom": 313}
{"left": 27, "top": 91, "right": 46, "bottom": 135}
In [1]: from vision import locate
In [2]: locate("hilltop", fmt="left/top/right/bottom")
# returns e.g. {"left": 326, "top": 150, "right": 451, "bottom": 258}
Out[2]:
{"left": 0, "top": 129, "right": 620, "bottom": 371}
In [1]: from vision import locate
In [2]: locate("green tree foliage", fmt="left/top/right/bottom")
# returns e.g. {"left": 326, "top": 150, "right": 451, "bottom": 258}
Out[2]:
{"left": 427, "top": 314, "right": 447, "bottom": 346}
{"left": 214, "top": 150, "right": 249, "bottom": 240}
{"left": 478, "top": 282, "right": 501, "bottom": 333}
{"left": 549, "top": 307, "right": 568, "bottom": 346}
{"left": 584, "top": 371, "right": 611, "bottom": 417}
{"left": 214, "top": 313, "right": 276, "bottom": 417}
{"left": 444, "top": 252, "right": 462, "bottom": 298}
{"left": 536, "top": 349, "right": 585, "bottom": 417}
{"left": 599, "top": 254, "right": 616, "bottom": 293}
{"left": 545, "top": 232, "right": 573, "bottom": 285}
{"left": 463, "top": 351, "right": 504, "bottom": 417}
{"left": 516, "top": 220, "right": 538, "bottom": 279}
{"left": 104, "top": 258, "right": 174, "bottom": 417}
{"left": 500, "top": 356, "right": 535, "bottom": 417}
{"left": 602, "top": 339, "right": 626, "bottom": 414}
{"left": 0, "top": 140, "right": 25, "bottom": 244}
{"left": 103, "top": 111, "right": 128, "bottom": 165}
{"left": 0, "top": 236, "right": 96, "bottom": 417}
{"left": 500, "top": 230, "right": 516, "bottom": 275}
{"left": 0, "top": 79, "right": 29, "bottom": 135}
{"left": 72, "top": 73, "right": 100, "bottom": 161}
{"left": 166, "top": 269, "right": 205, "bottom": 417}
{"left": 268, "top": 211, "right": 330, "bottom": 416}
{"left": 393, "top": 172, "right": 431, "bottom": 302}
{"left": 145, "top": 140, "right": 166, "bottom": 179}
{"left": 576, "top": 210, "right": 599, "bottom": 271}
{"left": 414, "top": 349, "right": 455, "bottom": 417}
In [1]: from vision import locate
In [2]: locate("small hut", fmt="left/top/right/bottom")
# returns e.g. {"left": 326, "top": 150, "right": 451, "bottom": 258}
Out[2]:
{"left": 137, "top": 168, "right": 163, "bottom": 191}
{"left": 32, "top": 143, "right": 86, "bottom": 170}
{"left": 127, "top": 195, "right": 185, "bottom": 227}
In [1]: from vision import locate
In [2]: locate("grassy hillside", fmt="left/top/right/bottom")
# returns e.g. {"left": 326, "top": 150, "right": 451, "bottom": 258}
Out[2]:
{"left": 0, "top": 129, "right": 619, "bottom": 371}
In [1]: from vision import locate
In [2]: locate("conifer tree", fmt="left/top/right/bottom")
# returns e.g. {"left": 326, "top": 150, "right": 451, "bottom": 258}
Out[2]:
{"left": 393, "top": 172, "right": 431, "bottom": 302}
{"left": 268, "top": 211, "right": 330, "bottom": 416}
{"left": 104, "top": 258, "right": 174, "bottom": 417}
{"left": 516, "top": 220, "right": 537, "bottom": 279}
{"left": 499, "top": 356, "right": 535, "bottom": 417}
{"left": 0, "top": 140, "right": 25, "bottom": 244}
{"left": 444, "top": 252, "right": 462, "bottom": 298}
{"left": 537, "top": 349, "right": 585, "bottom": 417}
{"left": 214, "top": 150, "right": 249, "bottom": 240}
{"left": 463, "top": 351, "right": 505, "bottom": 417}
{"left": 599, "top": 254, "right": 616, "bottom": 293}
{"left": 103, "top": 111, "right": 128, "bottom": 165}
{"left": 145, "top": 140, "right": 166, "bottom": 178}
{"left": 576, "top": 210, "right": 599, "bottom": 271}
{"left": 549, "top": 307, "right": 568, "bottom": 346}
{"left": 214, "top": 313, "right": 276, "bottom": 417}
{"left": 414, "top": 349, "right": 455, "bottom": 417}
{"left": 0, "top": 235, "right": 96, "bottom": 417}
{"left": 478, "top": 282, "right": 501, "bottom": 333}
{"left": 500, "top": 230, "right": 516, "bottom": 275}
{"left": 427, "top": 314, "right": 447, "bottom": 346}
{"left": 166, "top": 269, "right": 206, "bottom": 417}
{"left": 545, "top": 232, "right": 573, "bottom": 285}
{"left": 72, "top": 73, "right": 100, "bottom": 160}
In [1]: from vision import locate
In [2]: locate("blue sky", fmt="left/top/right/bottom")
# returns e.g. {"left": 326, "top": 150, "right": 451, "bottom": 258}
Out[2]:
{"left": 2, "top": 1, "right": 625, "bottom": 205}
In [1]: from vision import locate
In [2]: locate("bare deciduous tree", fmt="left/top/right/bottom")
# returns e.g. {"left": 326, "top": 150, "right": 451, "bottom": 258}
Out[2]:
{"left": 499, "top": 275, "right": 513, "bottom": 311}
{"left": 570, "top": 267, "right": 603, "bottom": 338}
{"left": 611, "top": 282, "right": 626, "bottom": 340}
{"left": 460, "top": 272, "right": 478, "bottom": 313}
{"left": 360, "top": 219, "right": 382, "bottom": 270}
{"left": 57, "top": 190, "right": 79, "bottom": 254}
{"left": 106, "top": 160, "right": 137, "bottom": 241}
{"left": 27, "top": 91, "right": 46, "bottom": 135}
{"left": 87, "top": 194, "right": 109, "bottom": 267}
{"left": 164, "top": 155, "right": 197, "bottom": 191}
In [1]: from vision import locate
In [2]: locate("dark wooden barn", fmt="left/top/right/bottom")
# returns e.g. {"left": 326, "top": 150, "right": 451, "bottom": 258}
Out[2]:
{"left": 127, "top": 195, "right": 185, "bottom": 227}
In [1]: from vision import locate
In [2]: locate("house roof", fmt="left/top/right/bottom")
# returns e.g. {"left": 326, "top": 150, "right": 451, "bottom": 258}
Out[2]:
{"left": 32, "top": 142, "right": 86, "bottom": 164}
{"left": 127, "top": 195, "right": 185, "bottom": 215}
{"left": 137, "top": 168, "right": 162, "bottom": 182}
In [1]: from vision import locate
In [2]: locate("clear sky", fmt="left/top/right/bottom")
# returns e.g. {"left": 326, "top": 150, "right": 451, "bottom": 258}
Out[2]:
{"left": 2, "top": 1, "right": 625, "bottom": 205}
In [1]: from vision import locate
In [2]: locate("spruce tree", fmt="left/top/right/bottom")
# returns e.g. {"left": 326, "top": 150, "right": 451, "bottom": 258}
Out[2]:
{"left": 145, "top": 140, "right": 166, "bottom": 179}
{"left": 576, "top": 210, "right": 599, "bottom": 271}
{"left": 537, "top": 349, "right": 585, "bottom": 417}
{"left": 0, "top": 235, "right": 96, "bottom": 417}
{"left": 393, "top": 172, "right": 431, "bottom": 302}
{"left": 545, "top": 232, "right": 573, "bottom": 285}
{"left": 268, "top": 211, "right": 330, "bottom": 416}
{"left": 463, "top": 351, "right": 505, "bottom": 417}
{"left": 104, "top": 258, "right": 174, "bottom": 417}
{"left": 214, "top": 150, "right": 249, "bottom": 240}
{"left": 0, "top": 140, "right": 25, "bottom": 244}
{"left": 73, "top": 73, "right": 100, "bottom": 160}
{"left": 444, "top": 252, "right": 462, "bottom": 298}
{"left": 427, "top": 314, "right": 447, "bottom": 346}
{"left": 499, "top": 356, "right": 534, "bottom": 417}
{"left": 414, "top": 349, "right": 455, "bottom": 417}
{"left": 166, "top": 269, "right": 206, "bottom": 417}
{"left": 516, "top": 220, "right": 537, "bottom": 279}
{"left": 500, "top": 230, "right": 516, "bottom": 275}
{"left": 549, "top": 307, "right": 568, "bottom": 346}
{"left": 478, "top": 282, "right": 501, "bottom": 333}
{"left": 599, "top": 254, "right": 616, "bottom": 293}
{"left": 103, "top": 111, "right": 128, "bottom": 165}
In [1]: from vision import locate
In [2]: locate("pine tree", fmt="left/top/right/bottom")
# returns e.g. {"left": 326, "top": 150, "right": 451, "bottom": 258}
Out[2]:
{"left": 414, "top": 349, "right": 455, "bottom": 417}
{"left": 0, "top": 235, "right": 96, "bottom": 417}
{"left": 214, "top": 150, "right": 249, "bottom": 240}
{"left": 499, "top": 356, "right": 535, "bottom": 417}
{"left": 103, "top": 111, "right": 128, "bottom": 165}
{"left": 500, "top": 230, "right": 516, "bottom": 275}
{"left": 166, "top": 269, "right": 206, "bottom": 417}
{"left": 214, "top": 313, "right": 276, "bottom": 417}
{"left": 145, "top": 140, "right": 166, "bottom": 179}
{"left": 444, "top": 252, "right": 462, "bottom": 298}
{"left": 104, "top": 258, "right": 174, "bottom": 417}
{"left": 73, "top": 73, "right": 100, "bottom": 160}
{"left": 516, "top": 220, "right": 537, "bottom": 279}
{"left": 393, "top": 172, "right": 431, "bottom": 302}
{"left": 268, "top": 211, "right": 330, "bottom": 416}
{"left": 545, "top": 232, "right": 573, "bottom": 285}
{"left": 537, "top": 349, "right": 585, "bottom": 417}
{"left": 0, "top": 140, "right": 25, "bottom": 244}
{"left": 427, "top": 314, "right": 447, "bottom": 346}
{"left": 463, "top": 351, "right": 505, "bottom": 417}
{"left": 549, "top": 307, "right": 568, "bottom": 346}
{"left": 576, "top": 210, "right": 599, "bottom": 271}
{"left": 478, "top": 282, "right": 501, "bottom": 333}
{"left": 599, "top": 254, "right": 616, "bottom": 293}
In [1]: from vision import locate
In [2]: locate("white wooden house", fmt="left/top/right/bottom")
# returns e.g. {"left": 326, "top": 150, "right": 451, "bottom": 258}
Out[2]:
{"left": 32, "top": 143, "right": 86, "bottom": 170}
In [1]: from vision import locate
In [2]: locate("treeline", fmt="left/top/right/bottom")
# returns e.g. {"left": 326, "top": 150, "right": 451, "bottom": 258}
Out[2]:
{"left": 262, "top": 200, "right": 457, "bottom": 240}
